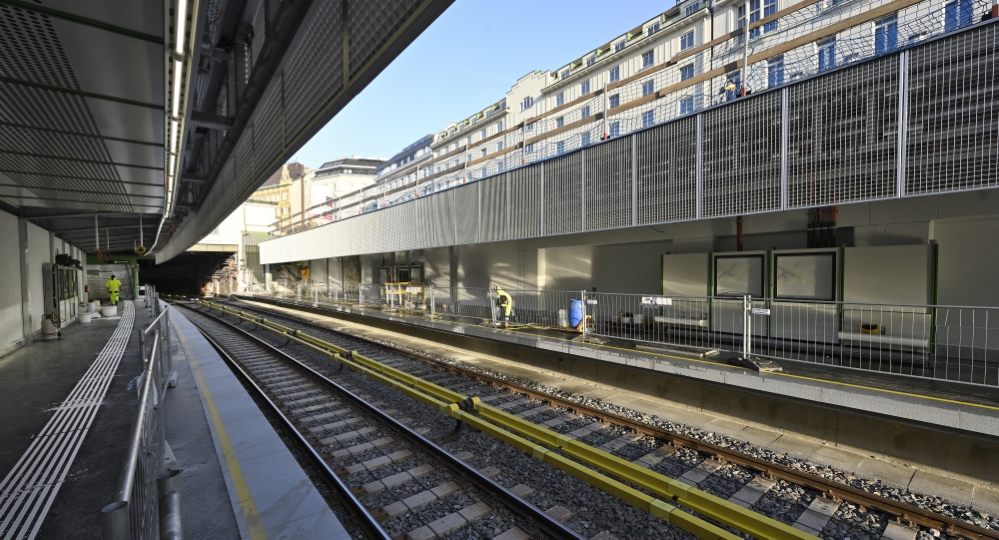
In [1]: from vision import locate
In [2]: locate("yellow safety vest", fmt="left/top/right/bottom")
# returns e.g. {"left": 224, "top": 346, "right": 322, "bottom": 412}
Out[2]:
{"left": 106, "top": 278, "right": 122, "bottom": 293}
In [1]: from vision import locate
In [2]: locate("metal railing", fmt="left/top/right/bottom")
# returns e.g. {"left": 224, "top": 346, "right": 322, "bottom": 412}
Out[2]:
{"left": 102, "top": 286, "right": 182, "bottom": 540}
{"left": 252, "top": 285, "right": 999, "bottom": 387}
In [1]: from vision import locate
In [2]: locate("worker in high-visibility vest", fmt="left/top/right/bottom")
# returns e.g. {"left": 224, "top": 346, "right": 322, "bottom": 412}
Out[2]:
{"left": 492, "top": 285, "right": 514, "bottom": 328}
{"left": 105, "top": 274, "right": 122, "bottom": 305}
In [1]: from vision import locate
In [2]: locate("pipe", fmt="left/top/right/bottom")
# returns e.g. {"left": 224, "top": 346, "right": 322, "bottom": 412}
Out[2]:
{"left": 737, "top": 216, "right": 744, "bottom": 251}
{"left": 158, "top": 469, "right": 182, "bottom": 540}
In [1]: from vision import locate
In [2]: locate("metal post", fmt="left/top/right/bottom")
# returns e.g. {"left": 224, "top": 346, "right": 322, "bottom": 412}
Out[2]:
{"left": 101, "top": 501, "right": 130, "bottom": 540}
{"left": 490, "top": 289, "right": 498, "bottom": 325}
{"left": 430, "top": 286, "right": 436, "bottom": 318}
{"left": 157, "top": 470, "right": 183, "bottom": 540}
{"left": 580, "top": 290, "right": 588, "bottom": 336}
{"left": 897, "top": 50, "right": 910, "bottom": 198}
{"left": 312, "top": 287, "right": 318, "bottom": 307}
{"left": 139, "top": 330, "right": 147, "bottom": 366}
{"left": 743, "top": 295, "right": 752, "bottom": 357}
{"left": 741, "top": 0, "right": 750, "bottom": 96}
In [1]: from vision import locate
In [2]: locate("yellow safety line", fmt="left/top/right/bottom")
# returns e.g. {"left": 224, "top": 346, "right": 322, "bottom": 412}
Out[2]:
{"left": 245, "top": 297, "right": 999, "bottom": 412}
{"left": 176, "top": 324, "right": 269, "bottom": 540}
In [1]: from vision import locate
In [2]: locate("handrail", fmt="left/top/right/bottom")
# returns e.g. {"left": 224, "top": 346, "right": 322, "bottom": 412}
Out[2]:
{"left": 102, "top": 285, "right": 179, "bottom": 540}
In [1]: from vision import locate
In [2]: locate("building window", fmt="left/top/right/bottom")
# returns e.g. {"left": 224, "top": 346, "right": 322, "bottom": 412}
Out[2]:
{"left": 561, "top": 68, "right": 571, "bottom": 79}
{"left": 526, "top": 143, "right": 535, "bottom": 153}
{"left": 647, "top": 22, "right": 660, "bottom": 36}
{"left": 768, "top": 55, "right": 785, "bottom": 87}
{"left": 680, "top": 96, "right": 694, "bottom": 115}
{"left": 556, "top": 141, "right": 565, "bottom": 155}
{"left": 610, "top": 121, "right": 621, "bottom": 137}
{"left": 642, "top": 79, "right": 654, "bottom": 96}
{"left": 944, "top": 0, "right": 972, "bottom": 31}
{"left": 741, "top": 0, "right": 778, "bottom": 38}
{"left": 497, "top": 141, "right": 504, "bottom": 151}
{"left": 581, "top": 80, "right": 591, "bottom": 95}
{"left": 582, "top": 132, "right": 591, "bottom": 147}
{"left": 522, "top": 96, "right": 534, "bottom": 110}
{"left": 680, "top": 64, "right": 694, "bottom": 81}
{"left": 481, "top": 129, "right": 487, "bottom": 140}
{"left": 586, "top": 55, "right": 596, "bottom": 67}
{"left": 498, "top": 162, "right": 505, "bottom": 173}
{"left": 680, "top": 31, "right": 695, "bottom": 50}
{"left": 497, "top": 121, "right": 503, "bottom": 131}
{"left": 556, "top": 92, "right": 565, "bottom": 106}
{"left": 642, "top": 110, "right": 655, "bottom": 128}
{"left": 609, "top": 65, "right": 620, "bottom": 82}
{"left": 874, "top": 15, "right": 898, "bottom": 55}
{"left": 609, "top": 94, "right": 620, "bottom": 108}
{"left": 526, "top": 122, "right": 534, "bottom": 131}
{"left": 481, "top": 149, "right": 487, "bottom": 158}
{"left": 726, "top": 73, "right": 741, "bottom": 101}
{"left": 642, "top": 50, "right": 654, "bottom": 68}
{"left": 581, "top": 105, "right": 591, "bottom": 119}
{"left": 556, "top": 116, "right": 565, "bottom": 128}
{"left": 614, "top": 40, "right": 626, "bottom": 52}
{"left": 685, "top": 3, "right": 700, "bottom": 16}
{"left": 818, "top": 37, "right": 836, "bottom": 73}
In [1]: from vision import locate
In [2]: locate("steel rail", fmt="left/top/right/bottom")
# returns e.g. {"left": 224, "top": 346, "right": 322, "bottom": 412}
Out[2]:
{"left": 199, "top": 300, "right": 804, "bottom": 540}
{"left": 178, "top": 303, "right": 585, "bottom": 540}
{"left": 228, "top": 296, "right": 999, "bottom": 540}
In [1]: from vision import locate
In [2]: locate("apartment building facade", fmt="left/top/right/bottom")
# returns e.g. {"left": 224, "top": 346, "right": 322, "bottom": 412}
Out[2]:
{"left": 309, "top": 157, "right": 384, "bottom": 224}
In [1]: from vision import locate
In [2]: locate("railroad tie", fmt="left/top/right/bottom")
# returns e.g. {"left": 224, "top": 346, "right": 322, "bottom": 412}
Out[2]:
{"left": 515, "top": 405, "right": 549, "bottom": 419}
{"left": 496, "top": 397, "right": 532, "bottom": 410}
{"left": 880, "top": 522, "right": 919, "bottom": 540}
{"left": 453, "top": 451, "right": 474, "bottom": 461}
{"left": 308, "top": 416, "right": 363, "bottom": 433}
{"left": 588, "top": 532, "right": 619, "bottom": 540}
{"left": 360, "top": 464, "right": 435, "bottom": 496}
{"left": 632, "top": 445, "right": 677, "bottom": 469}
{"left": 728, "top": 475, "right": 777, "bottom": 508}
{"left": 318, "top": 426, "right": 378, "bottom": 445}
{"left": 477, "top": 392, "right": 507, "bottom": 403}
{"left": 510, "top": 484, "right": 535, "bottom": 498}
{"left": 379, "top": 481, "right": 461, "bottom": 520}
{"left": 493, "top": 527, "right": 531, "bottom": 540}
{"left": 677, "top": 460, "right": 725, "bottom": 487}
{"left": 597, "top": 433, "right": 644, "bottom": 453}
{"left": 566, "top": 422, "right": 606, "bottom": 440}
{"left": 792, "top": 496, "right": 840, "bottom": 536}
{"left": 542, "top": 413, "right": 581, "bottom": 429}
{"left": 406, "top": 501, "right": 492, "bottom": 540}
{"left": 546, "top": 505, "right": 573, "bottom": 523}
{"left": 331, "top": 436, "right": 396, "bottom": 459}
{"left": 341, "top": 449, "right": 414, "bottom": 477}
{"left": 296, "top": 407, "right": 351, "bottom": 424}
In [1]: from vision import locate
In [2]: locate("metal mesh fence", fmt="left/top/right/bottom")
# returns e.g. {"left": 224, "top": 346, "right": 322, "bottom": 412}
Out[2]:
{"left": 260, "top": 13, "right": 999, "bottom": 265}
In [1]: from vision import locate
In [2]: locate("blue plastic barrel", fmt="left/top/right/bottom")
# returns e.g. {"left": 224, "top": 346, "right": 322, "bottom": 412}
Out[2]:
{"left": 569, "top": 299, "right": 584, "bottom": 328}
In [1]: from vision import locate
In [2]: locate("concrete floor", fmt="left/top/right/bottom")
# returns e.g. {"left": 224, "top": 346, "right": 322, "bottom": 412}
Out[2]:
{"left": 0, "top": 309, "right": 143, "bottom": 539}
{"left": 241, "top": 299, "right": 999, "bottom": 516}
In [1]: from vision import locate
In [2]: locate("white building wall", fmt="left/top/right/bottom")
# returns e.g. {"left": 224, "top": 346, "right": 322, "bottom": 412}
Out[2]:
{"left": 26, "top": 222, "right": 49, "bottom": 332}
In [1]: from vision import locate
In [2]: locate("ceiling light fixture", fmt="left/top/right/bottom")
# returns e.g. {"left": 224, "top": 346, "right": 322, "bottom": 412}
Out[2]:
{"left": 175, "top": 0, "right": 188, "bottom": 56}
{"left": 170, "top": 119, "right": 180, "bottom": 154}
{"left": 172, "top": 59, "right": 183, "bottom": 116}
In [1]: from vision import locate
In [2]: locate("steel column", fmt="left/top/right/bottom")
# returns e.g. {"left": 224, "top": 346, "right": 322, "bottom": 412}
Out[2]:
{"left": 897, "top": 50, "right": 910, "bottom": 198}
{"left": 695, "top": 114, "right": 703, "bottom": 220}
{"left": 631, "top": 134, "right": 638, "bottom": 226}
{"left": 780, "top": 87, "right": 789, "bottom": 210}
{"left": 18, "top": 218, "right": 31, "bottom": 345}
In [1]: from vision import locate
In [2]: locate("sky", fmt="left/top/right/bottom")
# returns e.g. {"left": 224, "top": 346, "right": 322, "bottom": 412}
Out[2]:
{"left": 290, "top": 0, "right": 671, "bottom": 169}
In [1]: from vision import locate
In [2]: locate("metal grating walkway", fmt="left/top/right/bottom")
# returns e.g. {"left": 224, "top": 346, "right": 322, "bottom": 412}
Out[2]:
{"left": 0, "top": 302, "right": 135, "bottom": 540}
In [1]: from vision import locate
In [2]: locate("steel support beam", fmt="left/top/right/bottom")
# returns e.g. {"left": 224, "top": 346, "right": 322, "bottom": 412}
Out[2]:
{"left": 0, "top": 150, "right": 164, "bottom": 170}
{"left": 0, "top": 171, "right": 163, "bottom": 187}
{"left": 0, "top": 121, "right": 162, "bottom": 147}
{"left": 190, "top": 111, "right": 235, "bottom": 130}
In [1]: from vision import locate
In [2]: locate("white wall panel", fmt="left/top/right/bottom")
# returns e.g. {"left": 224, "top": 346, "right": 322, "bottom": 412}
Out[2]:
{"left": 0, "top": 210, "right": 23, "bottom": 352}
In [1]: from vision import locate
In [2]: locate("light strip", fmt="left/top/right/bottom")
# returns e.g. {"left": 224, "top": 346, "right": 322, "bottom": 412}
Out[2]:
{"left": 170, "top": 119, "right": 180, "bottom": 154}
{"left": 172, "top": 59, "right": 183, "bottom": 116}
{"left": 175, "top": 0, "right": 188, "bottom": 56}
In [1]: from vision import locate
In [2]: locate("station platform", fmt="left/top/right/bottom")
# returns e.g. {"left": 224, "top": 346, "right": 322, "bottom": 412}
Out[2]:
{"left": 232, "top": 294, "right": 999, "bottom": 514}
{"left": 0, "top": 298, "right": 347, "bottom": 539}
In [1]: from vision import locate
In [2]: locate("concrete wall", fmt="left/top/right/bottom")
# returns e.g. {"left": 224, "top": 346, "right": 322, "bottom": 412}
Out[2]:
{"left": 0, "top": 211, "right": 23, "bottom": 355}
{"left": 0, "top": 209, "right": 86, "bottom": 358}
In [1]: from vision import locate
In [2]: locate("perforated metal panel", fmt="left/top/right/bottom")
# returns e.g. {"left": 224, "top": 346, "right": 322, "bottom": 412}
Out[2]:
{"left": 479, "top": 174, "right": 507, "bottom": 242}
{"left": 636, "top": 116, "right": 697, "bottom": 224}
{"left": 585, "top": 137, "right": 632, "bottom": 231}
{"left": 508, "top": 164, "right": 542, "bottom": 238}
{"left": 906, "top": 24, "right": 999, "bottom": 195}
{"left": 788, "top": 56, "right": 900, "bottom": 207}
{"left": 430, "top": 190, "right": 455, "bottom": 247}
{"left": 701, "top": 91, "right": 782, "bottom": 217}
{"left": 543, "top": 155, "right": 582, "bottom": 235}
{"left": 348, "top": 0, "right": 423, "bottom": 79}
{"left": 284, "top": 0, "right": 344, "bottom": 145}
{"left": 454, "top": 183, "right": 479, "bottom": 244}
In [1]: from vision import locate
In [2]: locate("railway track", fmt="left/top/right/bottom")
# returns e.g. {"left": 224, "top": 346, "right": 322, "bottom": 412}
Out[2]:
{"left": 214, "top": 297, "right": 999, "bottom": 540}
{"left": 180, "top": 305, "right": 584, "bottom": 540}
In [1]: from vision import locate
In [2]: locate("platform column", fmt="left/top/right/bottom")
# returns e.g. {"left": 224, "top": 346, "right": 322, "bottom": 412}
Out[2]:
{"left": 18, "top": 218, "right": 31, "bottom": 346}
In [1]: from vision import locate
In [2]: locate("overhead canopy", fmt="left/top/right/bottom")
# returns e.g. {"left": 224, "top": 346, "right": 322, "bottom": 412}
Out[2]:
{"left": 0, "top": 0, "right": 454, "bottom": 257}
